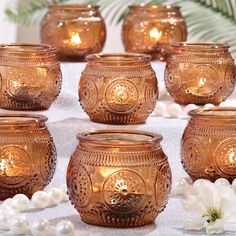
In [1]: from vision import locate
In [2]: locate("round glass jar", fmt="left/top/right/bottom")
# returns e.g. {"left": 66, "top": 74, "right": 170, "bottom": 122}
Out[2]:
{"left": 181, "top": 107, "right": 236, "bottom": 182}
{"left": 79, "top": 53, "right": 158, "bottom": 125}
{"left": 41, "top": 4, "right": 106, "bottom": 61}
{"left": 0, "top": 114, "right": 56, "bottom": 200}
{"left": 0, "top": 44, "right": 62, "bottom": 111}
{"left": 67, "top": 130, "right": 171, "bottom": 227}
{"left": 165, "top": 43, "right": 236, "bottom": 105}
{"left": 122, "top": 4, "right": 187, "bottom": 60}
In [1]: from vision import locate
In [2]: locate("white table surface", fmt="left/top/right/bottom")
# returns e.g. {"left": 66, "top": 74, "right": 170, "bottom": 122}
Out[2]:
{"left": 1, "top": 61, "right": 236, "bottom": 236}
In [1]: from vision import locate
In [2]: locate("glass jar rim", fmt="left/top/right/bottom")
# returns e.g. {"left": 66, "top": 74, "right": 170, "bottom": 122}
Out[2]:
{"left": 0, "top": 114, "right": 48, "bottom": 126}
{"left": 172, "top": 42, "right": 229, "bottom": 49}
{"left": 48, "top": 4, "right": 99, "bottom": 11}
{"left": 77, "top": 130, "right": 162, "bottom": 146}
{"left": 0, "top": 44, "right": 57, "bottom": 57}
{"left": 189, "top": 107, "right": 236, "bottom": 119}
{"left": 86, "top": 53, "right": 151, "bottom": 62}
{"left": 129, "top": 4, "right": 180, "bottom": 11}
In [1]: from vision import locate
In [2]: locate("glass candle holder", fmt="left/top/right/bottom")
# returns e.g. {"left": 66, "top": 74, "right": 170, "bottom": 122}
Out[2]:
{"left": 181, "top": 107, "right": 236, "bottom": 182}
{"left": 0, "top": 114, "right": 56, "bottom": 200}
{"left": 122, "top": 4, "right": 187, "bottom": 61}
{"left": 41, "top": 4, "right": 106, "bottom": 61}
{"left": 165, "top": 43, "right": 236, "bottom": 105}
{"left": 67, "top": 130, "right": 171, "bottom": 227}
{"left": 0, "top": 44, "right": 62, "bottom": 111}
{"left": 79, "top": 53, "right": 158, "bottom": 125}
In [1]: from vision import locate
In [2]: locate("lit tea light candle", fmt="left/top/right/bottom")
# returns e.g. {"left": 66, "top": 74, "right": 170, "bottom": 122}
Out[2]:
{"left": 149, "top": 28, "right": 162, "bottom": 43}
{"left": 63, "top": 32, "right": 82, "bottom": 47}
{"left": 0, "top": 148, "right": 31, "bottom": 177}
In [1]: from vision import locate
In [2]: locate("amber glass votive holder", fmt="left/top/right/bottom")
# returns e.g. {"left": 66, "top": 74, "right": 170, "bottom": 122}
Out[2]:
{"left": 165, "top": 42, "right": 236, "bottom": 105}
{"left": 0, "top": 44, "right": 62, "bottom": 111}
{"left": 79, "top": 53, "right": 158, "bottom": 125}
{"left": 41, "top": 4, "right": 106, "bottom": 61}
{"left": 0, "top": 114, "right": 57, "bottom": 200}
{"left": 181, "top": 107, "right": 236, "bottom": 182}
{"left": 122, "top": 4, "right": 187, "bottom": 61}
{"left": 67, "top": 130, "right": 171, "bottom": 227}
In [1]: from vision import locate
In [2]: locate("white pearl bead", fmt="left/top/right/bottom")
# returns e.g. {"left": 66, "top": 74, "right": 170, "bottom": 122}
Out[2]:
{"left": 183, "top": 104, "right": 198, "bottom": 115}
{"left": 31, "top": 218, "right": 51, "bottom": 236}
{"left": 47, "top": 187, "right": 62, "bottom": 207}
{"left": 203, "top": 103, "right": 215, "bottom": 109}
{"left": 0, "top": 208, "right": 16, "bottom": 230}
{"left": 232, "top": 179, "right": 236, "bottom": 193}
{"left": 2, "top": 198, "right": 20, "bottom": 212}
{"left": 219, "top": 101, "right": 231, "bottom": 107}
{"left": 215, "top": 178, "right": 230, "bottom": 187}
{"left": 56, "top": 221, "right": 75, "bottom": 236}
{"left": 13, "top": 194, "right": 30, "bottom": 212}
{"left": 10, "top": 216, "right": 29, "bottom": 234}
{"left": 192, "top": 179, "right": 211, "bottom": 191}
{"left": 60, "top": 184, "right": 69, "bottom": 202}
{"left": 168, "top": 103, "right": 182, "bottom": 118}
{"left": 171, "top": 178, "right": 190, "bottom": 195}
{"left": 154, "top": 101, "right": 167, "bottom": 116}
{"left": 31, "top": 191, "right": 49, "bottom": 209}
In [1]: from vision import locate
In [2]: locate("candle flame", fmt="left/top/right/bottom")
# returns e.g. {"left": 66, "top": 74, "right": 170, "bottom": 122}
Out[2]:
{"left": 64, "top": 32, "right": 81, "bottom": 46}
{"left": 149, "top": 28, "right": 162, "bottom": 41}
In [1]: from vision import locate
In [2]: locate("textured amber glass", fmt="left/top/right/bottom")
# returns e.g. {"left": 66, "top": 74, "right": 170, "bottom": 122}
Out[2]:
{"left": 181, "top": 107, "right": 236, "bottom": 182}
{"left": 41, "top": 4, "right": 106, "bottom": 61}
{"left": 122, "top": 4, "right": 187, "bottom": 61}
{"left": 79, "top": 53, "right": 158, "bottom": 125}
{"left": 0, "top": 44, "right": 62, "bottom": 111}
{"left": 0, "top": 114, "right": 56, "bottom": 200}
{"left": 67, "top": 130, "right": 171, "bottom": 227}
{"left": 165, "top": 43, "right": 236, "bottom": 105}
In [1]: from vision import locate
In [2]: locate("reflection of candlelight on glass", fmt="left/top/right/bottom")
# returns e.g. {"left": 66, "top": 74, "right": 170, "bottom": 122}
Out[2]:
{"left": 149, "top": 28, "right": 162, "bottom": 42}
{"left": 64, "top": 32, "right": 82, "bottom": 47}
{"left": 115, "top": 179, "right": 128, "bottom": 196}
{"left": 227, "top": 148, "right": 236, "bottom": 164}
{"left": 37, "top": 67, "right": 47, "bottom": 77}
{"left": 198, "top": 77, "right": 206, "bottom": 88}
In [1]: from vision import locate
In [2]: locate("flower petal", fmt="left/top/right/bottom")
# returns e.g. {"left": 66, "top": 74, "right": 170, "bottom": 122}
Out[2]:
{"left": 184, "top": 217, "right": 205, "bottom": 231}
{"left": 182, "top": 195, "right": 205, "bottom": 213}
{"left": 206, "top": 219, "right": 224, "bottom": 235}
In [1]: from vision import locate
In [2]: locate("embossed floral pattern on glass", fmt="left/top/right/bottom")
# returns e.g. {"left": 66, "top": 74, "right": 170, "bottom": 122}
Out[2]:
{"left": 0, "top": 44, "right": 62, "bottom": 111}
{"left": 67, "top": 130, "right": 171, "bottom": 227}
{"left": 165, "top": 43, "right": 236, "bottom": 105}
{"left": 122, "top": 4, "right": 187, "bottom": 61}
{"left": 0, "top": 114, "right": 57, "bottom": 200}
{"left": 181, "top": 107, "right": 236, "bottom": 182}
{"left": 79, "top": 53, "right": 158, "bottom": 125}
{"left": 41, "top": 4, "right": 106, "bottom": 61}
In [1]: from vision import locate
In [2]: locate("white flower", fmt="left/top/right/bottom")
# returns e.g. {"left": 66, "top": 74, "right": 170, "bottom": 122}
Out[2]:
{"left": 206, "top": 219, "right": 224, "bottom": 235}
{"left": 182, "top": 179, "right": 236, "bottom": 234}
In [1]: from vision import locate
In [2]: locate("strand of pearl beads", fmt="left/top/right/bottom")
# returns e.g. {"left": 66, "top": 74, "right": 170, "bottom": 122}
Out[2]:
{"left": 155, "top": 84, "right": 234, "bottom": 118}
{"left": 0, "top": 184, "right": 76, "bottom": 236}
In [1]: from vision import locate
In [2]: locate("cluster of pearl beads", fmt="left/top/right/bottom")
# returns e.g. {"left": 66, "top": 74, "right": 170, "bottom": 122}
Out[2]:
{"left": 0, "top": 184, "right": 76, "bottom": 236}
{"left": 171, "top": 177, "right": 236, "bottom": 196}
{"left": 155, "top": 84, "right": 234, "bottom": 118}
